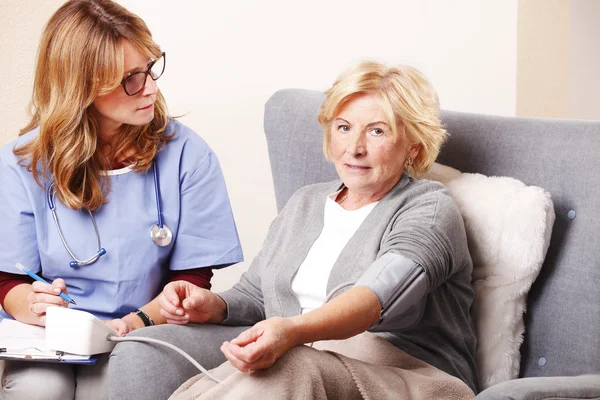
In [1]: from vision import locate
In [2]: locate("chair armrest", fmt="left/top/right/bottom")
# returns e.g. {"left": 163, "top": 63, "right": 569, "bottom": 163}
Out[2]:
{"left": 475, "top": 375, "right": 600, "bottom": 400}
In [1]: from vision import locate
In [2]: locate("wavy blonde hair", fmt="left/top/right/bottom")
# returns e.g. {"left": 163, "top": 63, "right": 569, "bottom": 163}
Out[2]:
{"left": 14, "top": 0, "right": 170, "bottom": 211}
{"left": 318, "top": 60, "right": 447, "bottom": 177}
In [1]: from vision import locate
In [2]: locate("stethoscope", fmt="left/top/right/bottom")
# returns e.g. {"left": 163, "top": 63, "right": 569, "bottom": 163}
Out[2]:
{"left": 47, "top": 160, "right": 173, "bottom": 268}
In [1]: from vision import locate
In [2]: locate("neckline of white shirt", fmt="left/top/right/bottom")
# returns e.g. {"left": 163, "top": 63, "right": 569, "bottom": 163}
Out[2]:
{"left": 104, "top": 165, "right": 135, "bottom": 176}
{"left": 327, "top": 189, "right": 379, "bottom": 212}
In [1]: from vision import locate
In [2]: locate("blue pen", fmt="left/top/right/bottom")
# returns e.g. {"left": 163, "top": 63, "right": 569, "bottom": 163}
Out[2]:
{"left": 15, "top": 263, "right": 77, "bottom": 305}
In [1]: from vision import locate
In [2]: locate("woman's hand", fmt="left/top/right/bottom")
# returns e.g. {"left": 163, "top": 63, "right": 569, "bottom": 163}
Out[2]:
{"left": 27, "top": 278, "right": 70, "bottom": 325}
{"left": 220, "top": 317, "right": 299, "bottom": 372}
{"left": 103, "top": 318, "right": 130, "bottom": 336}
{"left": 157, "top": 280, "right": 227, "bottom": 324}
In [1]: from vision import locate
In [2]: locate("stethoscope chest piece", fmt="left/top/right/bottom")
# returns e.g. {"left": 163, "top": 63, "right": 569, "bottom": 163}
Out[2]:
{"left": 151, "top": 224, "right": 172, "bottom": 247}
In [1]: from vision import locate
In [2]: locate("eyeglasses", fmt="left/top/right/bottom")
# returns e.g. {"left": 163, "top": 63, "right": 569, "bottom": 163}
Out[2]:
{"left": 121, "top": 52, "right": 166, "bottom": 96}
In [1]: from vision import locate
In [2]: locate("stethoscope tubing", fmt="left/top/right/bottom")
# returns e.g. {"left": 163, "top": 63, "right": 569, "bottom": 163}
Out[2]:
{"left": 47, "top": 159, "right": 171, "bottom": 269}
{"left": 47, "top": 182, "right": 106, "bottom": 267}
{"left": 152, "top": 160, "right": 164, "bottom": 229}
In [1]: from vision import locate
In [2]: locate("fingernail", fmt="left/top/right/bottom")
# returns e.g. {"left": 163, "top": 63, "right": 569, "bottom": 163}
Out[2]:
{"left": 176, "top": 309, "right": 183, "bottom": 316}
{"left": 53, "top": 288, "right": 61, "bottom": 294}
{"left": 183, "top": 300, "right": 190, "bottom": 308}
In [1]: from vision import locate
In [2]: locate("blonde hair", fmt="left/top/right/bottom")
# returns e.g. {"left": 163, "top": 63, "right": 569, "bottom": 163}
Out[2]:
{"left": 14, "top": 0, "right": 170, "bottom": 211}
{"left": 318, "top": 60, "right": 447, "bottom": 176}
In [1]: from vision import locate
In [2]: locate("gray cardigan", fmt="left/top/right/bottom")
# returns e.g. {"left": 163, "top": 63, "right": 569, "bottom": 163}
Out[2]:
{"left": 219, "top": 173, "right": 479, "bottom": 392}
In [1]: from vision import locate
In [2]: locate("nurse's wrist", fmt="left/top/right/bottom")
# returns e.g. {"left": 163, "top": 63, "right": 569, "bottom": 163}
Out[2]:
{"left": 123, "top": 313, "right": 145, "bottom": 331}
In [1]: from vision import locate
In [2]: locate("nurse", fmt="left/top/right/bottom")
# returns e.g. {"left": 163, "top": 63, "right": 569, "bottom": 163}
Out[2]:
{"left": 0, "top": 1, "right": 243, "bottom": 399}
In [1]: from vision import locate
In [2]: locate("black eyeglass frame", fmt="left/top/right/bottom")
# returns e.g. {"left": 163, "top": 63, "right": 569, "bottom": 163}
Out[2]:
{"left": 120, "top": 52, "right": 166, "bottom": 96}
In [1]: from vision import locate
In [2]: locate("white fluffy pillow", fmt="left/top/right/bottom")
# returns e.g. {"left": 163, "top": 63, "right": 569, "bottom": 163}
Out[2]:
{"left": 423, "top": 163, "right": 555, "bottom": 390}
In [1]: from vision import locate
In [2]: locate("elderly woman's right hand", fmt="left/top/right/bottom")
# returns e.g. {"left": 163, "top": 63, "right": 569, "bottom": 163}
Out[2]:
{"left": 158, "top": 280, "right": 227, "bottom": 324}
{"left": 27, "top": 278, "right": 70, "bottom": 325}
{"left": 221, "top": 317, "right": 299, "bottom": 372}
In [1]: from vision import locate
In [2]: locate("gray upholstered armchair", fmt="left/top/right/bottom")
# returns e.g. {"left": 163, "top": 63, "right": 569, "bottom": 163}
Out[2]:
{"left": 263, "top": 89, "right": 600, "bottom": 399}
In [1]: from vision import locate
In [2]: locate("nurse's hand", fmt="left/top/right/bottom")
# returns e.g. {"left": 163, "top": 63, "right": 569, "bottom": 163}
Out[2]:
{"left": 28, "top": 278, "right": 70, "bottom": 323}
{"left": 104, "top": 319, "right": 130, "bottom": 336}
{"left": 158, "top": 281, "right": 227, "bottom": 325}
{"left": 221, "top": 317, "right": 299, "bottom": 372}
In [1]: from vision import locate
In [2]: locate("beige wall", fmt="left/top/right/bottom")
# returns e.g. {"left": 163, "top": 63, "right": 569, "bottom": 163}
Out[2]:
{"left": 0, "top": 0, "right": 65, "bottom": 146}
{"left": 0, "top": 1, "right": 519, "bottom": 292}
{"left": 516, "top": 0, "right": 570, "bottom": 118}
{"left": 568, "top": 0, "right": 600, "bottom": 120}
{"left": 516, "top": 0, "right": 600, "bottom": 120}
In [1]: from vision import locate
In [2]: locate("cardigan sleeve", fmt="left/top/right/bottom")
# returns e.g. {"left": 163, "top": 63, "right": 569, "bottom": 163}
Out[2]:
{"left": 378, "top": 187, "right": 470, "bottom": 292}
{"left": 218, "top": 254, "right": 266, "bottom": 325}
{"left": 355, "top": 185, "right": 471, "bottom": 331}
{"left": 217, "top": 208, "right": 287, "bottom": 325}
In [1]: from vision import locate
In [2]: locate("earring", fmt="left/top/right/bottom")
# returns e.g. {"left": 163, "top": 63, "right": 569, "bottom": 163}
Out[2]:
{"left": 406, "top": 157, "right": 414, "bottom": 167}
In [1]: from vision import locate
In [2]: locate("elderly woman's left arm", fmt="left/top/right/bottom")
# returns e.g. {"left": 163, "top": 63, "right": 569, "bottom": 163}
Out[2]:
{"left": 220, "top": 285, "right": 381, "bottom": 372}
{"left": 222, "top": 189, "right": 468, "bottom": 372}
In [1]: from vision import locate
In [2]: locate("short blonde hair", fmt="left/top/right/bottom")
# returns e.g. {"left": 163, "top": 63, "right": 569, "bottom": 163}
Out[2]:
{"left": 15, "top": 0, "right": 170, "bottom": 211}
{"left": 318, "top": 61, "right": 447, "bottom": 176}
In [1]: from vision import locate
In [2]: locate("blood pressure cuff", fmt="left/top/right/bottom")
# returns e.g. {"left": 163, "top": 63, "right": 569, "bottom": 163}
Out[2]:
{"left": 355, "top": 252, "right": 429, "bottom": 332}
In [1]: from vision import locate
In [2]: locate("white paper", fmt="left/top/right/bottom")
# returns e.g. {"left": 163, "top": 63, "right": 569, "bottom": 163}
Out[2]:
{"left": 0, "top": 319, "right": 90, "bottom": 360}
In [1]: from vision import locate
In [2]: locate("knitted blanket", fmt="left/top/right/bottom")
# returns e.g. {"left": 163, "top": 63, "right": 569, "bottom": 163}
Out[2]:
{"left": 170, "top": 332, "right": 474, "bottom": 400}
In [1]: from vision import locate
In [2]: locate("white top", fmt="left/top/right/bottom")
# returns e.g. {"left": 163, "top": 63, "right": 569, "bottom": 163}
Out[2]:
{"left": 291, "top": 191, "right": 378, "bottom": 314}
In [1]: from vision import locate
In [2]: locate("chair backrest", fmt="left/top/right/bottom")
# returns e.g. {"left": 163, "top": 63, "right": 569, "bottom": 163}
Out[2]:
{"left": 264, "top": 88, "right": 600, "bottom": 378}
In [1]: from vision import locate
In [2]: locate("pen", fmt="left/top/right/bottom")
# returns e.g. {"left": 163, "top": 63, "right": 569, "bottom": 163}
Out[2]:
{"left": 15, "top": 263, "right": 77, "bottom": 305}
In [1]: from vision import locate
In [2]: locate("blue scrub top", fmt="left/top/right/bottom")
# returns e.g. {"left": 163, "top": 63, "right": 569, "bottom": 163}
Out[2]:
{"left": 0, "top": 119, "right": 243, "bottom": 320}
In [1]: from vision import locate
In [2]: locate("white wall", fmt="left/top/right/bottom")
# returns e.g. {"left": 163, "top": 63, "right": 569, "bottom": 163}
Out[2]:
{"left": 0, "top": 0, "right": 518, "bottom": 292}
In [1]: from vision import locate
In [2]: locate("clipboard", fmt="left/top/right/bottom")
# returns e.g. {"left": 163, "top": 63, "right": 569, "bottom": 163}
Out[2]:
{"left": 0, "top": 349, "right": 98, "bottom": 364}
{"left": 0, "top": 319, "right": 97, "bottom": 365}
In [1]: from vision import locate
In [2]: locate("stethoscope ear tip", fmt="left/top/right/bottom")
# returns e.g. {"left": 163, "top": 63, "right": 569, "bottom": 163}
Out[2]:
{"left": 69, "top": 261, "right": 79, "bottom": 269}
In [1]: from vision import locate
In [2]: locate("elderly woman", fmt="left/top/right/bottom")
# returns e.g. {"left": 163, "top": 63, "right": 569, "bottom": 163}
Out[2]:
{"left": 109, "top": 61, "right": 479, "bottom": 399}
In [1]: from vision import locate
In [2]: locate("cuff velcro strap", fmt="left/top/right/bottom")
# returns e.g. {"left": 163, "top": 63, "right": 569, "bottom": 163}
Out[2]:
{"left": 134, "top": 309, "right": 155, "bottom": 327}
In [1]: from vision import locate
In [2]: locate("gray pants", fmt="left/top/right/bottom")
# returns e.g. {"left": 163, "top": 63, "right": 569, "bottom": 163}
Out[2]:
{"left": 107, "top": 323, "right": 248, "bottom": 400}
{"left": 0, "top": 354, "right": 109, "bottom": 400}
